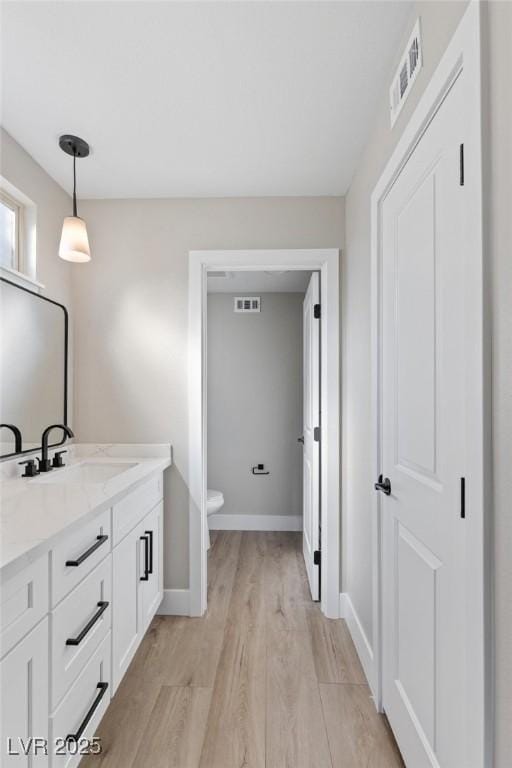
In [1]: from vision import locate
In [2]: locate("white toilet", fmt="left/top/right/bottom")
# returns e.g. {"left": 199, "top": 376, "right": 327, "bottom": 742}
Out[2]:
{"left": 206, "top": 489, "right": 224, "bottom": 548}
{"left": 207, "top": 489, "right": 224, "bottom": 516}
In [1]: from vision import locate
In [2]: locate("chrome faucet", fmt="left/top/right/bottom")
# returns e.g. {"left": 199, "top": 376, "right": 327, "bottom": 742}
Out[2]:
{"left": 0, "top": 423, "right": 23, "bottom": 453}
{"left": 38, "top": 424, "right": 74, "bottom": 472}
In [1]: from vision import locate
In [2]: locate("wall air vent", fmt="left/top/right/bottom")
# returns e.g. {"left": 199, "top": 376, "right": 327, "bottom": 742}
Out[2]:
{"left": 234, "top": 297, "right": 260, "bottom": 313}
{"left": 389, "top": 19, "right": 422, "bottom": 127}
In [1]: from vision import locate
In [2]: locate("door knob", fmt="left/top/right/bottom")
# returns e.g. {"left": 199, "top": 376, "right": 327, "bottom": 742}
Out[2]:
{"left": 297, "top": 436, "right": 304, "bottom": 444}
{"left": 374, "top": 474, "right": 391, "bottom": 495}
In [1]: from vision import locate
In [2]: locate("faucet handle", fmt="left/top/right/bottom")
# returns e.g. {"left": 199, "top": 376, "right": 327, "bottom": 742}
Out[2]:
{"left": 52, "top": 450, "right": 67, "bottom": 468}
{"left": 19, "top": 459, "right": 39, "bottom": 478}
{"left": 36, "top": 456, "right": 53, "bottom": 473}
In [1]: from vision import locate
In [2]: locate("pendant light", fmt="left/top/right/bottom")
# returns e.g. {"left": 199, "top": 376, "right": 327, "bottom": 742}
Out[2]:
{"left": 58, "top": 134, "right": 91, "bottom": 262}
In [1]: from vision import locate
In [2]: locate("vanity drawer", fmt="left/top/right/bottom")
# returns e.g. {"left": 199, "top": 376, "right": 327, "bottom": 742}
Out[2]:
{"left": 50, "top": 631, "right": 111, "bottom": 767}
{"left": 51, "top": 556, "right": 112, "bottom": 709}
{"left": 51, "top": 509, "right": 111, "bottom": 606}
{"left": 1, "top": 553, "right": 49, "bottom": 659}
{"left": 112, "top": 473, "right": 162, "bottom": 545}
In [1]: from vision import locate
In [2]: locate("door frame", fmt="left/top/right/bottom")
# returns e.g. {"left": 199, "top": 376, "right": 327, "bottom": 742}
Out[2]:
{"left": 188, "top": 248, "right": 340, "bottom": 619}
{"left": 370, "top": 3, "right": 491, "bottom": 765}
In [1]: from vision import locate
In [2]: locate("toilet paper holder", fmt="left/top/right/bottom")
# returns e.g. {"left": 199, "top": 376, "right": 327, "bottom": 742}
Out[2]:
{"left": 252, "top": 464, "right": 269, "bottom": 476}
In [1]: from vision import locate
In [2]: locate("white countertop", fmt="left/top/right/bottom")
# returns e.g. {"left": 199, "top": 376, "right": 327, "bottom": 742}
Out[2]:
{"left": 0, "top": 443, "right": 172, "bottom": 579}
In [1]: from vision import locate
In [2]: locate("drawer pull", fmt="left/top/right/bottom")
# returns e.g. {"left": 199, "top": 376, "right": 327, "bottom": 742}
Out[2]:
{"left": 145, "top": 529, "right": 154, "bottom": 575}
{"left": 66, "top": 601, "right": 109, "bottom": 646}
{"left": 66, "top": 535, "right": 109, "bottom": 567}
{"left": 140, "top": 534, "right": 149, "bottom": 581}
{"left": 66, "top": 681, "right": 109, "bottom": 744}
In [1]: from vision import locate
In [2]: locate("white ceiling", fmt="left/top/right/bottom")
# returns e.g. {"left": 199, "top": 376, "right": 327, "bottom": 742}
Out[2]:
{"left": 1, "top": 1, "right": 412, "bottom": 199}
{"left": 207, "top": 270, "right": 312, "bottom": 294}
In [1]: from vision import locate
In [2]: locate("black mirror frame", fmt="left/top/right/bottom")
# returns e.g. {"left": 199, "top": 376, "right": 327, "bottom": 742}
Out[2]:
{"left": 0, "top": 276, "right": 69, "bottom": 459}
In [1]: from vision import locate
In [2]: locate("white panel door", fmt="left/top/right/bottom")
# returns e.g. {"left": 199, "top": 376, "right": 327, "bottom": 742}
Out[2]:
{"left": 302, "top": 272, "right": 320, "bottom": 600}
{"left": 380, "top": 73, "right": 469, "bottom": 767}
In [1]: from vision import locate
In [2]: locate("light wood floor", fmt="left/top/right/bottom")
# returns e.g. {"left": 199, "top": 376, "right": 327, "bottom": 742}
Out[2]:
{"left": 83, "top": 531, "right": 404, "bottom": 768}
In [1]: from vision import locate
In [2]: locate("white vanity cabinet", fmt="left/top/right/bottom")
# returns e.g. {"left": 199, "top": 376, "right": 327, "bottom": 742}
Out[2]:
{"left": 0, "top": 469, "right": 165, "bottom": 767}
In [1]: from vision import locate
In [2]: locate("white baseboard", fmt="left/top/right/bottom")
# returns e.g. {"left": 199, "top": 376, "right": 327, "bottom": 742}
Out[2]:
{"left": 158, "top": 589, "right": 190, "bottom": 616}
{"left": 340, "top": 592, "right": 375, "bottom": 695}
{"left": 209, "top": 514, "right": 302, "bottom": 531}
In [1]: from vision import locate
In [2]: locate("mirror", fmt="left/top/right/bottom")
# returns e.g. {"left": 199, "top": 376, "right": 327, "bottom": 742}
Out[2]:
{"left": 0, "top": 277, "right": 68, "bottom": 457}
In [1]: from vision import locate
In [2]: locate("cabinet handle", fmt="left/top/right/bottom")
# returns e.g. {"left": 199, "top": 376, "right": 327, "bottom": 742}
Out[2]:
{"left": 140, "top": 534, "right": 149, "bottom": 581}
{"left": 66, "top": 535, "right": 109, "bottom": 567}
{"left": 66, "top": 601, "right": 109, "bottom": 646}
{"left": 66, "top": 682, "right": 108, "bottom": 744}
{"left": 145, "top": 530, "right": 154, "bottom": 575}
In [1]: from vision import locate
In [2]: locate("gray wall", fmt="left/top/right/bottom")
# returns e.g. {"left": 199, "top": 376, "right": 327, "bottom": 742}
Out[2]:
{"left": 207, "top": 292, "right": 303, "bottom": 520}
{"left": 73, "top": 196, "right": 345, "bottom": 588}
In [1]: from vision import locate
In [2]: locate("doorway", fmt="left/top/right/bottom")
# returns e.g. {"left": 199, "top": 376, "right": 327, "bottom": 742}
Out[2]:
{"left": 188, "top": 249, "right": 340, "bottom": 619}
{"left": 205, "top": 270, "right": 321, "bottom": 602}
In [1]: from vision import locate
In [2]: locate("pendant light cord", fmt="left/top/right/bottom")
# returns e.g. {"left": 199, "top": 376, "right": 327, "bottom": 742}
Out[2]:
{"left": 73, "top": 152, "right": 77, "bottom": 217}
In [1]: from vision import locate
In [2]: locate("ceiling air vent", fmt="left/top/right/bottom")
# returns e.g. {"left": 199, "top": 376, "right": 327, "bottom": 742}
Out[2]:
{"left": 234, "top": 297, "right": 260, "bottom": 313}
{"left": 389, "top": 19, "right": 422, "bottom": 127}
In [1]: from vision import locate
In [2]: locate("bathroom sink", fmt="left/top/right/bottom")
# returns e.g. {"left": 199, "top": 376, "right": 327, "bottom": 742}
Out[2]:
{"left": 33, "top": 461, "right": 138, "bottom": 484}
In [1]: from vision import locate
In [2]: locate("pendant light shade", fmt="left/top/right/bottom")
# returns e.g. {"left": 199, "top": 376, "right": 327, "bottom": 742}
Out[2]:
{"left": 59, "top": 216, "right": 91, "bottom": 262}
{"left": 58, "top": 134, "right": 91, "bottom": 263}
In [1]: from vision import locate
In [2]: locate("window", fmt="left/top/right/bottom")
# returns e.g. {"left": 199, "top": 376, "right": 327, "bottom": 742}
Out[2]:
{"left": 0, "top": 191, "right": 21, "bottom": 271}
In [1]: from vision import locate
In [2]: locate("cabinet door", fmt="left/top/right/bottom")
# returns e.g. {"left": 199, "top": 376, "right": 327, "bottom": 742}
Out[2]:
{"left": 111, "top": 525, "right": 143, "bottom": 692}
{"left": 1, "top": 618, "right": 49, "bottom": 766}
{"left": 139, "top": 502, "right": 163, "bottom": 632}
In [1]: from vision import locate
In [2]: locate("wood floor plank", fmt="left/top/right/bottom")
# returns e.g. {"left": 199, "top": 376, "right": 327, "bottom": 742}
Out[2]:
{"left": 206, "top": 530, "right": 242, "bottom": 628}
{"left": 199, "top": 623, "right": 266, "bottom": 768}
{"left": 266, "top": 629, "right": 332, "bottom": 768}
{"left": 141, "top": 615, "right": 225, "bottom": 688}
{"left": 199, "top": 532, "right": 267, "bottom": 767}
{"left": 292, "top": 530, "right": 315, "bottom": 600}
{"left": 264, "top": 532, "right": 310, "bottom": 632}
{"left": 306, "top": 606, "right": 367, "bottom": 684}
{"left": 320, "top": 683, "right": 405, "bottom": 768}
{"left": 225, "top": 531, "right": 267, "bottom": 630}
{"left": 133, "top": 686, "right": 212, "bottom": 768}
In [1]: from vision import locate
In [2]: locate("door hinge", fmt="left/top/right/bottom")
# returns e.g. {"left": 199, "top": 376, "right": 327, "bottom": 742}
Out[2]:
{"left": 314, "top": 426, "right": 321, "bottom": 442}
{"left": 459, "top": 143, "right": 464, "bottom": 186}
{"left": 460, "top": 477, "right": 465, "bottom": 519}
{"left": 313, "top": 550, "right": 321, "bottom": 566}
{"left": 314, "top": 303, "right": 321, "bottom": 319}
